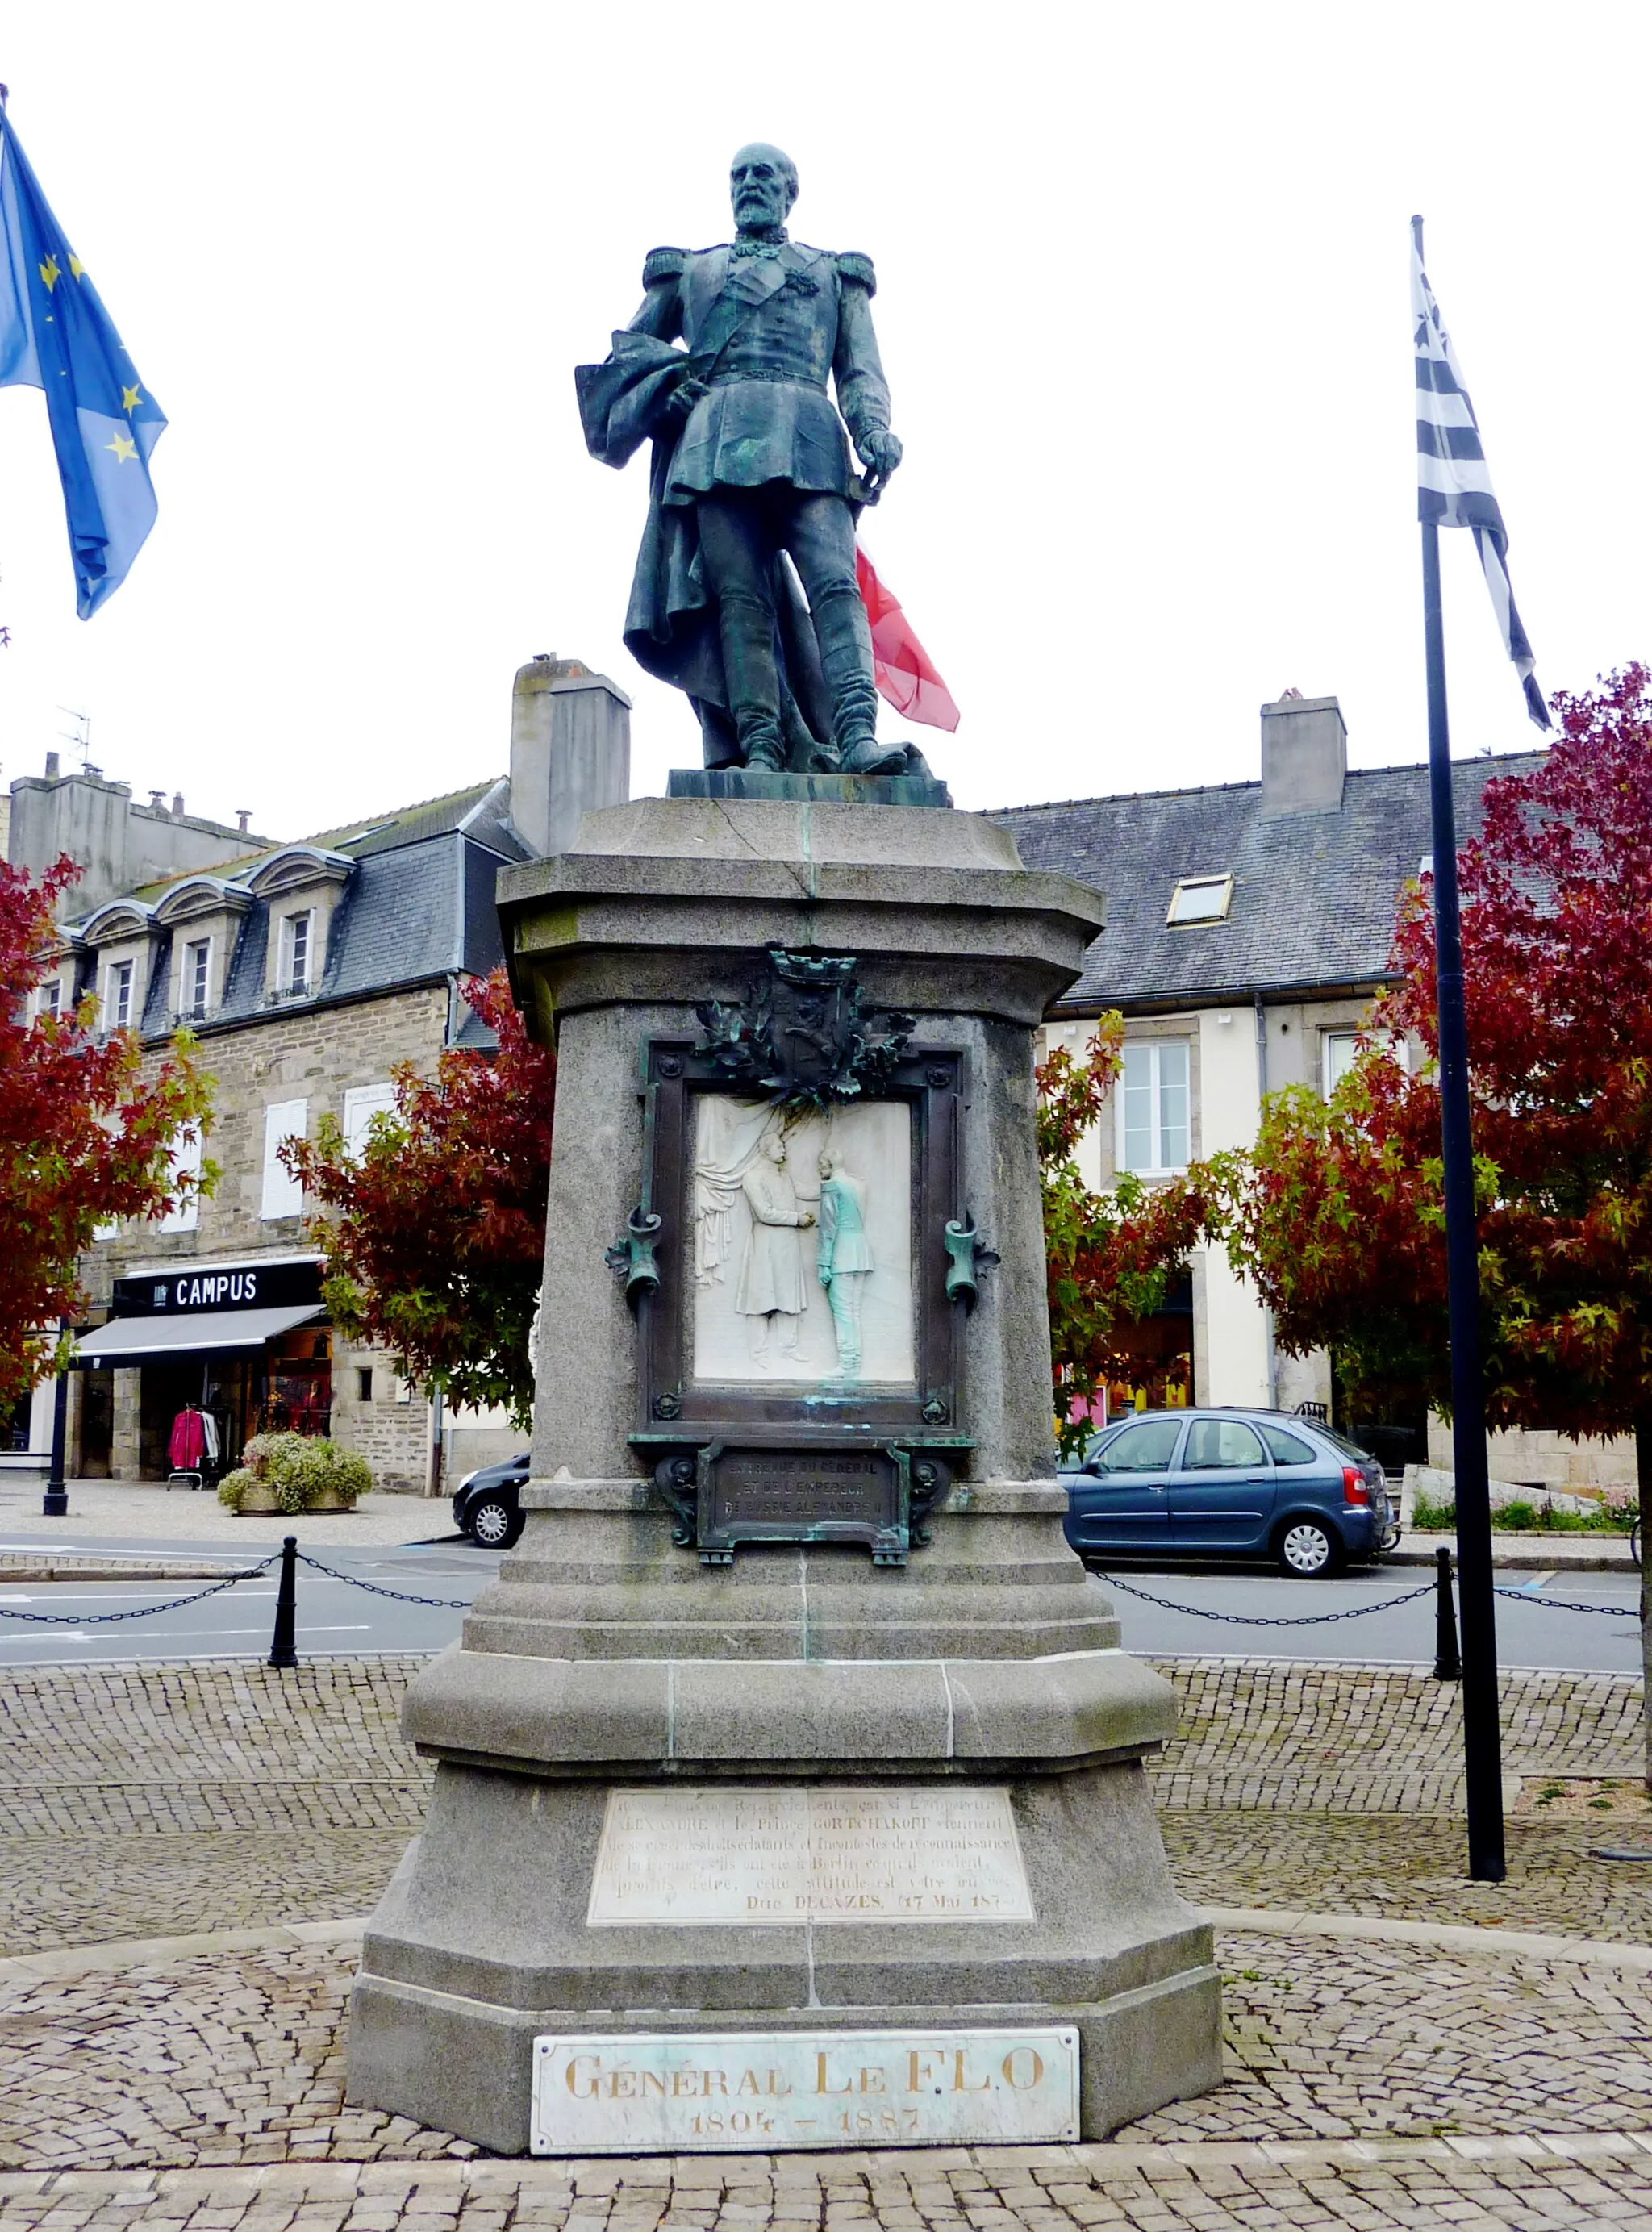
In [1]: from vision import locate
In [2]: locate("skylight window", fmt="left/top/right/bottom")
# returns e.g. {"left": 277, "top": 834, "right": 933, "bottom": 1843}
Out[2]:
{"left": 1166, "top": 873, "right": 1233, "bottom": 927}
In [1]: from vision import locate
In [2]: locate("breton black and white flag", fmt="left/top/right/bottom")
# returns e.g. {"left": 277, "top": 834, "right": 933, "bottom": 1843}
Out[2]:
{"left": 1411, "top": 216, "right": 1550, "bottom": 730}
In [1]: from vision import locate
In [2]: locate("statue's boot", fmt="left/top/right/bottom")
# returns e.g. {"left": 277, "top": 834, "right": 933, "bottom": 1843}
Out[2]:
{"left": 718, "top": 592, "right": 786, "bottom": 771}
{"left": 815, "top": 584, "right": 907, "bottom": 777}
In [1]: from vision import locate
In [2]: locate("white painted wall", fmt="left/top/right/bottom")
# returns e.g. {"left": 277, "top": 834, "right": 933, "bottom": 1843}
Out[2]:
{"left": 1194, "top": 1009, "right": 1271, "bottom": 1408}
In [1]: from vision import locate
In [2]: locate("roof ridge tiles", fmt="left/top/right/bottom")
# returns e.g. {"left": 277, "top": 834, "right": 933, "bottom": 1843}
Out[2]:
{"left": 988, "top": 747, "right": 1547, "bottom": 821}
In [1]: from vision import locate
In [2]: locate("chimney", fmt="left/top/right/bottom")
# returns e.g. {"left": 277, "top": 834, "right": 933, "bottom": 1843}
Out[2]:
{"left": 44, "top": 750, "right": 60, "bottom": 780}
{"left": 508, "top": 653, "right": 632, "bottom": 860}
{"left": 236, "top": 809, "right": 251, "bottom": 833}
{"left": 172, "top": 791, "right": 185, "bottom": 817}
{"left": 149, "top": 789, "right": 168, "bottom": 814}
{"left": 1260, "top": 693, "right": 1346, "bottom": 817}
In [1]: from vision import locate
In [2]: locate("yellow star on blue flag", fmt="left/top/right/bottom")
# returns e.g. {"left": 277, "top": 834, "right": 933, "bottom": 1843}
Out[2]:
{"left": 0, "top": 106, "right": 165, "bottom": 616}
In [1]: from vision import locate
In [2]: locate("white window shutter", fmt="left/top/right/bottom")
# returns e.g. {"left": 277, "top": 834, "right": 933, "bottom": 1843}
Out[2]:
{"left": 159, "top": 1127, "right": 204, "bottom": 1234}
{"left": 261, "top": 1099, "right": 307, "bottom": 1219}
{"left": 342, "top": 1080, "right": 398, "bottom": 1159}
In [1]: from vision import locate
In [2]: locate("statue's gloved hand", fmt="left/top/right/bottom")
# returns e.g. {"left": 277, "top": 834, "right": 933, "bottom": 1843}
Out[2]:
{"left": 660, "top": 374, "right": 710, "bottom": 427}
{"left": 857, "top": 427, "right": 903, "bottom": 493}
{"left": 819, "top": 1266, "right": 833, "bottom": 1287}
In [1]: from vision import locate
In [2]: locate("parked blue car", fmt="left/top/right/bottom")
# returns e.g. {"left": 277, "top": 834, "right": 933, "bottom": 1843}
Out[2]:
{"left": 1060, "top": 1408, "right": 1395, "bottom": 1577}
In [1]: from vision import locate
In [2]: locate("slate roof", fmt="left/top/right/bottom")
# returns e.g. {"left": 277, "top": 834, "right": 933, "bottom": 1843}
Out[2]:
{"left": 991, "top": 752, "right": 1546, "bottom": 1013}
{"left": 72, "top": 778, "right": 533, "bottom": 1046}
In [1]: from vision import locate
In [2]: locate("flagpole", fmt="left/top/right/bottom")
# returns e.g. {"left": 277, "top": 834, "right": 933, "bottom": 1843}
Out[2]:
{"left": 1419, "top": 490, "right": 1506, "bottom": 1884}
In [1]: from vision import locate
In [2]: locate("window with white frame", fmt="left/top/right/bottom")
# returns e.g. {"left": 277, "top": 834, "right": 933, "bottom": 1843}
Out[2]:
{"left": 1166, "top": 873, "right": 1233, "bottom": 927}
{"left": 106, "top": 958, "right": 135, "bottom": 1030}
{"left": 279, "top": 910, "right": 313, "bottom": 994}
{"left": 34, "top": 977, "right": 62, "bottom": 1021}
{"left": 183, "top": 937, "right": 212, "bottom": 1020}
{"left": 343, "top": 1080, "right": 398, "bottom": 1159}
{"left": 261, "top": 1099, "right": 307, "bottom": 1219}
{"left": 1322, "top": 1032, "right": 1361, "bottom": 1096}
{"left": 158, "top": 1125, "right": 204, "bottom": 1234}
{"left": 1118, "top": 1040, "right": 1191, "bottom": 1174}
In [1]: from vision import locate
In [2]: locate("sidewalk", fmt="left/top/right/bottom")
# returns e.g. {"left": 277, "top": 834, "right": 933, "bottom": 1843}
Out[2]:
{"left": 0, "top": 1478, "right": 453, "bottom": 1551}
{"left": 1395, "top": 1527, "right": 1637, "bottom": 1571}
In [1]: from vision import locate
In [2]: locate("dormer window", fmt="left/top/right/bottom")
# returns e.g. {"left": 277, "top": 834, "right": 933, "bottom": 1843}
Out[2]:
{"left": 108, "top": 959, "right": 134, "bottom": 1030}
{"left": 38, "top": 978, "right": 61, "bottom": 1020}
{"left": 281, "top": 910, "right": 313, "bottom": 994}
{"left": 185, "top": 937, "right": 211, "bottom": 1020}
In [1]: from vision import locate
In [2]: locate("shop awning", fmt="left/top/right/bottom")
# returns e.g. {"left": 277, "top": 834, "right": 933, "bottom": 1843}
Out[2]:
{"left": 73, "top": 1304, "right": 324, "bottom": 1367}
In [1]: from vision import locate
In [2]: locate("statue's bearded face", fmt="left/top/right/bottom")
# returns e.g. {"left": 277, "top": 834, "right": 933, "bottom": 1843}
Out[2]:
{"left": 730, "top": 145, "right": 796, "bottom": 232}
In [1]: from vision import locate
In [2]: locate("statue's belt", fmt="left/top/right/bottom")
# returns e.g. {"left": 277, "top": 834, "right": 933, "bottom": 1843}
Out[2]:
{"left": 705, "top": 367, "right": 828, "bottom": 390}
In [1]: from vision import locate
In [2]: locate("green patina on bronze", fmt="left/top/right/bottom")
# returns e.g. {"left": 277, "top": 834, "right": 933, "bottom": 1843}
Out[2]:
{"left": 576, "top": 147, "right": 933, "bottom": 787}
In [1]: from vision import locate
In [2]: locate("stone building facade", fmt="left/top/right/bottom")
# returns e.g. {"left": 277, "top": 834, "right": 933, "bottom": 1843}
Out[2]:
{"left": 998, "top": 693, "right": 1555, "bottom": 1473}
{"left": 36, "top": 654, "right": 635, "bottom": 1494}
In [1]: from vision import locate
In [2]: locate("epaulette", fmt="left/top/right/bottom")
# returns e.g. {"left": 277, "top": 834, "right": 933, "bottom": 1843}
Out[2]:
{"left": 836, "top": 250, "right": 876, "bottom": 296}
{"left": 641, "top": 245, "right": 687, "bottom": 289}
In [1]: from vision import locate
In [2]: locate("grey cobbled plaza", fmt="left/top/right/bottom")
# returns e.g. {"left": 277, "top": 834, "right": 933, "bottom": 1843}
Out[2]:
{"left": 3, "top": 1653, "right": 1651, "bottom": 2230}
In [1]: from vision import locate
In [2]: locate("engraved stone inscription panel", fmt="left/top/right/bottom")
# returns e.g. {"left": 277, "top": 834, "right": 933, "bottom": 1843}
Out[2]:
{"left": 530, "top": 2026, "right": 1079, "bottom": 2153}
{"left": 587, "top": 1786, "right": 1035, "bottom": 1927}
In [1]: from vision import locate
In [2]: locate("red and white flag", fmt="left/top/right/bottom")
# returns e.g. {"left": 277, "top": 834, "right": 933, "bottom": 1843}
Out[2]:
{"left": 855, "top": 546, "right": 960, "bottom": 732}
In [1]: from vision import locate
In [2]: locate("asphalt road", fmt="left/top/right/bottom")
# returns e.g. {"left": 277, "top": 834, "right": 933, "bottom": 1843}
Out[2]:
{"left": 0, "top": 1538, "right": 501, "bottom": 1666}
{"left": 1089, "top": 1561, "right": 1644, "bottom": 1673}
{"left": 0, "top": 1543, "right": 1639, "bottom": 1672}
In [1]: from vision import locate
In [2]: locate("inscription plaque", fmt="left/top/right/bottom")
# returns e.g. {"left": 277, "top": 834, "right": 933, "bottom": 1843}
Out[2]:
{"left": 587, "top": 1785, "right": 1035, "bottom": 1926}
{"left": 530, "top": 2025, "right": 1079, "bottom": 2153}
{"left": 699, "top": 1444, "right": 905, "bottom": 1562}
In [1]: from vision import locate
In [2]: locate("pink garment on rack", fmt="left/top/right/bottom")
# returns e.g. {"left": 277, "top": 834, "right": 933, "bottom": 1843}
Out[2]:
{"left": 169, "top": 1409, "right": 206, "bottom": 1471}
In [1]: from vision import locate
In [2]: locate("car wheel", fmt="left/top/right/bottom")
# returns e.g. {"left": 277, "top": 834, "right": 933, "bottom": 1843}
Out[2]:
{"left": 1277, "top": 1518, "right": 1338, "bottom": 1578}
{"left": 469, "top": 1496, "right": 516, "bottom": 1549}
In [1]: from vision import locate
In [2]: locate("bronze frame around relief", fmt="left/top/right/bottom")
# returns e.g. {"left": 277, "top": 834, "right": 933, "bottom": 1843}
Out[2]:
{"left": 620, "top": 1036, "right": 978, "bottom": 1562}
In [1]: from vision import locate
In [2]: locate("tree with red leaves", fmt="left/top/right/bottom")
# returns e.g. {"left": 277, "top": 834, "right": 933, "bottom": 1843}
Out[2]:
{"left": 1038, "top": 1014, "right": 1218, "bottom": 1459}
{"left": 0, "top": 857, "right": 214, "bottom": 1420}
{"left": 282, "top": 967, "right": 556, "bottom": 1429}
{"left": 1223, "top": 666, "right": 1652, "bottom": 1769}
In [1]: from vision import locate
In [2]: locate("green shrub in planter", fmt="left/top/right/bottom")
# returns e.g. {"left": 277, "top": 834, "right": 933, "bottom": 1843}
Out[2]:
{"left": 226, "top": 1432, "right": 372, "bottom": 1513}
{"left": 218, "top": 1469, "right": 255, "bottom": 1512}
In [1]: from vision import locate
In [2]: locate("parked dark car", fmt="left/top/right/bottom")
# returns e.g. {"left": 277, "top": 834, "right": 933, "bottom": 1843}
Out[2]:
{"left": 1060, "top": 1408, "right": 1395, "bottom": 1577}
{"left": 452, "top": 1452, "right": 529, "bottom": 1548}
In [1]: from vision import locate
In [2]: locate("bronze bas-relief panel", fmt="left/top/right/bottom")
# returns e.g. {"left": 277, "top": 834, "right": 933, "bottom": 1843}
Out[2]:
{"left": 628, "top": 1042, "right": 973, "bottom": 1562}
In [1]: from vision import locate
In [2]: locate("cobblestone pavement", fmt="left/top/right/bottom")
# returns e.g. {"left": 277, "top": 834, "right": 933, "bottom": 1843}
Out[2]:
{"left": 6, "top": 2142, "right": 1652, "bottom": 2232}
{"left": 5, "top": 1658, "right": 1652, "bottom": 2225}
{"left": 4, "top": 1930, "right": 1652, "bottom": 2172}
{"left": 6, "top": 1657, "right": 1646, "bottom": 1959}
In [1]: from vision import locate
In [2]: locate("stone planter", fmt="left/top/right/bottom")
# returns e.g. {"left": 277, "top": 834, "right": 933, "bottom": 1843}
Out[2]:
{"left": 307, "top": 1488, "right": 357, "bottom": 1513}
{"left": 234, "top": 1481, "right": 283, "bottom": 1515}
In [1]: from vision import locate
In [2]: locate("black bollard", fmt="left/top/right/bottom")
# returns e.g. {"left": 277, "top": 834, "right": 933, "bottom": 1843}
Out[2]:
{"left": 1433, "top": 1543, "right": 1462, "bottom": 1682}
{"left": 269, "top": 1535, "right": 298, "bottom": 1671}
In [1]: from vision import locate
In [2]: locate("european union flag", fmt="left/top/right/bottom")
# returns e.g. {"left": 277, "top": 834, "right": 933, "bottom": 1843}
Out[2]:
{"left": 0, "top": 108, "right": 165, "bottom": 617}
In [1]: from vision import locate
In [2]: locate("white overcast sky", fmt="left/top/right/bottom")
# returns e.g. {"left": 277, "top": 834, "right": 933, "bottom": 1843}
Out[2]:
{"left": 0, "top": 2, "right": 1645, "bottom": 838}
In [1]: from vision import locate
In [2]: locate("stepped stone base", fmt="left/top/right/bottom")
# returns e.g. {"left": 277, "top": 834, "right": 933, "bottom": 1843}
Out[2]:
{"left": 348, "top": 1488, "right": 1221, "bottom": 2152}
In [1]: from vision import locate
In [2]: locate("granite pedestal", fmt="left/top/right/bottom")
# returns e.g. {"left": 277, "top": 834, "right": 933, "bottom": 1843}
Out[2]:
{"left": 347, "top": 796, "right": 1221, "bottom": 2153}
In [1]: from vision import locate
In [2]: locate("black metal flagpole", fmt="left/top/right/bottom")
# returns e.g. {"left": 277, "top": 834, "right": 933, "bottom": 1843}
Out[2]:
{"left": 1417, "top": 311, "right": 1505, "bottom": 1875}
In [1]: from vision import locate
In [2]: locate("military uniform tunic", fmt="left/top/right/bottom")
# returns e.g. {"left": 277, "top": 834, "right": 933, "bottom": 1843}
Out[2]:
{"left": 626, "top": 240, "right": 891, "bottom": 506}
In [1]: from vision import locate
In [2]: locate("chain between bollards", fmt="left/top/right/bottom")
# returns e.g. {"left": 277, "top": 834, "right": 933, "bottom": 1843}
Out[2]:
{"left": 268, "top": 1534, "right": 298, "bottom": 1670}
{"left": 1433, "top": 1543, "right": 1462, "bottom": 1682}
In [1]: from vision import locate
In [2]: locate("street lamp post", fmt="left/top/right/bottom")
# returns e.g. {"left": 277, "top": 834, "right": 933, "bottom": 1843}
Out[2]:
{"left": 42, "top": 1320, "right": 70, "bottom": 1518}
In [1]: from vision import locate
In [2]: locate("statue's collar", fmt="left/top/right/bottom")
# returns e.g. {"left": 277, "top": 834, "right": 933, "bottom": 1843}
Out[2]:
{"left": 732, "top": 224, "right": 788, "bottom": 257}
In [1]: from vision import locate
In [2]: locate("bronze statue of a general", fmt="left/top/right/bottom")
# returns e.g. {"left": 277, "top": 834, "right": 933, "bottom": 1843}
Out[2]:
{"left": 576, "top": 144, "right": 913, "bottom": 778}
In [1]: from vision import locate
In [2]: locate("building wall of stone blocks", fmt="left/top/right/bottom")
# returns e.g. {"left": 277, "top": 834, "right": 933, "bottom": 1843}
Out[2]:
{"left": 81, "top": 982, "right": 520, "bottom": 1494}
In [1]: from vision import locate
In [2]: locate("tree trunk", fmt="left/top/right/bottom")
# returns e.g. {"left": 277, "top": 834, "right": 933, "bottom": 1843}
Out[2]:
{"left": 1638, "top": 1413, "right": 1652, "bottom": 1795}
